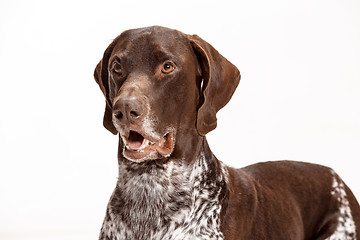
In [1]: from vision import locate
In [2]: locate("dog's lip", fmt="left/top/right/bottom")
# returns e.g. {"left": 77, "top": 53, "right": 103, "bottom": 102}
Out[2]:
{"left": 155, "top": 131, "right": 175, "bottom": 156}
{"left": 122, "top": 130, "right": 175, "bottom": 160}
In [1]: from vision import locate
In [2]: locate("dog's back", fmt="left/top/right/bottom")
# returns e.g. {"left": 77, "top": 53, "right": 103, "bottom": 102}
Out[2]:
{"left": 223, "top": 161, "right": 360, "bottom": 239}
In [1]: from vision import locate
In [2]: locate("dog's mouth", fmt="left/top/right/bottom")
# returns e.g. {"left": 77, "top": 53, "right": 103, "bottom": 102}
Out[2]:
{"left": 122, "top": 130, "right": 175, "bottom": 162}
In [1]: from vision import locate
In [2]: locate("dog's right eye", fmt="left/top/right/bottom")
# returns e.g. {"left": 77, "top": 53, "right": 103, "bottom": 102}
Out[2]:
{"left": 112, "top": 62, "right": 122, "bottom": 75}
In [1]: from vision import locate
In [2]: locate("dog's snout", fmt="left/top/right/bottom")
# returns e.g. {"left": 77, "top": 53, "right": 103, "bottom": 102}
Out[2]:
{"left": 113, "top": 96, "right": 146, "bottom": 123}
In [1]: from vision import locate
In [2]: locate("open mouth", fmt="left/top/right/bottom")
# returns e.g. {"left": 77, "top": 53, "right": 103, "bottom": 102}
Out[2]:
{"left": 122, "top": 130, "right": 175, "bottom": 162}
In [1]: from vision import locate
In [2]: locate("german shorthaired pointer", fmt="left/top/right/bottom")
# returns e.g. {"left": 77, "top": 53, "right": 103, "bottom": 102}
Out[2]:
{"left": 94, "top": 26, "right": 360, "bottom": 240}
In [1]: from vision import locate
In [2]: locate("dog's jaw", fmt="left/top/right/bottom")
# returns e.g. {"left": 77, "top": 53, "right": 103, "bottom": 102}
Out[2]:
{"left": 113, "top": 113, "right": 176, "bottom": 163}
{"left": 121, "top": 130, "right": 175, "bottom": 163}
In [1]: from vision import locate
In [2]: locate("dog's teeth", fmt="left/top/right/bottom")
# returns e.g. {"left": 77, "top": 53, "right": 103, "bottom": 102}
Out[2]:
{"left": 138, "top": 139, "right": 149, "bottom": 150}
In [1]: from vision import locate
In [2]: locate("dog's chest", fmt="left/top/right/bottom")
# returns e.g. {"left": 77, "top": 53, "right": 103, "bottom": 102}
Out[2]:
{"left": 99, "top": 157, "right": 227, "bottom": 240}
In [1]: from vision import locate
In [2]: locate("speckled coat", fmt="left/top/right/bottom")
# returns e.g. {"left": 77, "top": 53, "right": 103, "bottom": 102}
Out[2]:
{"left": 94, "top": 26, "right": 360, "bottom": 240}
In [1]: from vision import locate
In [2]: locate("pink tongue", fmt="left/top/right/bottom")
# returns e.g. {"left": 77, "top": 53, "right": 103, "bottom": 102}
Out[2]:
{"left": 128, "top": 140, "right": 143, "bottom": 150}
{"left": 127, "top": 131, "right": 144, "bottom": 150}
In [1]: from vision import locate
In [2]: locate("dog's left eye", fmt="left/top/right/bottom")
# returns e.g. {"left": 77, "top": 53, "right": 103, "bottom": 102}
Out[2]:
{"left": 161, "top": 63, "right": 175, "bottom": 73}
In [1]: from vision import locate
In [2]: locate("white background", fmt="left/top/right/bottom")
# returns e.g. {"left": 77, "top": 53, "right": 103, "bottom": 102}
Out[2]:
{"left": 1, "top": 0, "right": 359, "bottom": 239}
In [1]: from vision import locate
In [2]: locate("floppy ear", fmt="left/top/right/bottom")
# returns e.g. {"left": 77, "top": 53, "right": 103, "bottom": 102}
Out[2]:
{"left": 188, "top": 35, "right": 241, "bottom": 136}
{"left": 94, "top": 40, "right": 118, "bottom": 135}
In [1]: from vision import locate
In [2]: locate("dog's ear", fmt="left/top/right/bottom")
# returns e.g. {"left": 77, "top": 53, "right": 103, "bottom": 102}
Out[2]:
{"left": 189, "top": 35, "right": 241, "bottom": 136}
{"left": 94, "top": 40, "right": 118, "bottom": 135}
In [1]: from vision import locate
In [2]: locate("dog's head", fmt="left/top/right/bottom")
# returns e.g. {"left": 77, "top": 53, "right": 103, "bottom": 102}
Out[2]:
{"left": 94, "top": 26, "right": 240, "bottom": 163}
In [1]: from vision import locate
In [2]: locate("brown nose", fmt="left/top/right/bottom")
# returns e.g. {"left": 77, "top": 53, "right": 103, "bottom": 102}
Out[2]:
{"left": 113, "top": 96, "right": 145, "bottom": 124}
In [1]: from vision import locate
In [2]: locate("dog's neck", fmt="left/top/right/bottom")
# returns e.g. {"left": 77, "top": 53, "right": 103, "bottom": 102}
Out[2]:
{"left": 99, "top": 137, "right": 228, "bottom": 240}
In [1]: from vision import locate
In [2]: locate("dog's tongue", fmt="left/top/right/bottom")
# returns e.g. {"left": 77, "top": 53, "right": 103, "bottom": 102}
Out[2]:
{"left": 127, "top": 131, "right": 145, "bottom": 150}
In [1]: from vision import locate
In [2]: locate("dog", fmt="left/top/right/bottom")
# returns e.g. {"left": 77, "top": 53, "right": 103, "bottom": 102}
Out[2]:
{"left": 93, "top": 26, "right": 360, "bottom": 240}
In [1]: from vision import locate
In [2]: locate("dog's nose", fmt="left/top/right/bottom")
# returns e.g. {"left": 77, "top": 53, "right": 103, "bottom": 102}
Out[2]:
{"left": 113, "top": 97, "right": 145, "bottom": 124}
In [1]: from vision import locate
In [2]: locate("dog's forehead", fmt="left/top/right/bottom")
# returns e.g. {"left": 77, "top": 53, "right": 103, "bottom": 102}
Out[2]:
{"left": 112, "top": 26, "right": 192, "bottom": 61}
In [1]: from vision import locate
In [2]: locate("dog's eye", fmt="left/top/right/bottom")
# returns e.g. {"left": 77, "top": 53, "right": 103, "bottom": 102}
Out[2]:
{"left": 161, "top": 63, "right": 175, "bottom": 73}
{"left": 112, "top": 62, "right": 122, "bottom": 75}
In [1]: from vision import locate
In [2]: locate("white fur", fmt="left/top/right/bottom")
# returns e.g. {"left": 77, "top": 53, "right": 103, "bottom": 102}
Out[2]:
{"left": 326, "top": 170, "right": 357, "bottom": 240}
{"left": 99, "top": 153, "right": 227, "bottom": 240}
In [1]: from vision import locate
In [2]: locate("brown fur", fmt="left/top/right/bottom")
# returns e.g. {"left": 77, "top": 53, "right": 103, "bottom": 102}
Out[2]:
{"left": 94, "top": 26, "right": 360, "bottom": 239}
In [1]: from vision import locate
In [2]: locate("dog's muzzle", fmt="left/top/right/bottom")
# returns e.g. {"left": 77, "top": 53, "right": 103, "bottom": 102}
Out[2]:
{"left": 112, "top": 96, "right": 175, "bottom": 162}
